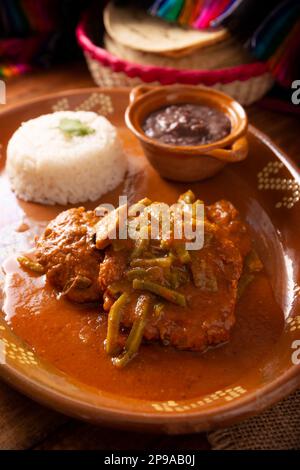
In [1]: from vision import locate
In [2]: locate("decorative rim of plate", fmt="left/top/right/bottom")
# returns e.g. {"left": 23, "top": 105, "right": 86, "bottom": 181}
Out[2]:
{"left": 0, "top": 89, "right": 299, "bottom": 432}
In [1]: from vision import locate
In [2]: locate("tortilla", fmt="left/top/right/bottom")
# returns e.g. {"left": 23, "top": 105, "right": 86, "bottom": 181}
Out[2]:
{"left": 104, "top": 33, "right": 252, "bottom": 70}
{"left": 103, "top": 3, "right": 228, "bottom": 55}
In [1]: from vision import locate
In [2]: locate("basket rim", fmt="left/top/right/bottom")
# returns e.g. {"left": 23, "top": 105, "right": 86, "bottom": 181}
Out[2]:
{"left": 76, "top": 11, "right": 271, "bottom": 86}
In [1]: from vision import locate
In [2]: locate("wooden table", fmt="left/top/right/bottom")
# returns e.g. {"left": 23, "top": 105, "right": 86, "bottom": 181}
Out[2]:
{"left": 1, "top": 62, "right": 299, "bottom": 450}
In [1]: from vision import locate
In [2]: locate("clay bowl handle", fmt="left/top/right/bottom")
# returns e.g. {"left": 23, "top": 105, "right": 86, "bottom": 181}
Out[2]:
{"left": 206, "top": 136, "right": 248, "bottom": 163}
{"left": 129, "top": 85, "right": 158, "bottom": 104}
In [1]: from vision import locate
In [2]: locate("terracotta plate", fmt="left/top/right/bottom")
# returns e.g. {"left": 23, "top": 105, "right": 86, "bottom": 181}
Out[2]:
{"left": 0, "top": 88, "right": 299, "bottom": 434}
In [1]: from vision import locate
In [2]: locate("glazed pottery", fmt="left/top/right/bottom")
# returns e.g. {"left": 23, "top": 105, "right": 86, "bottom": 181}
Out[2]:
{"left": 0, "top": 88, "right": 299, "bottom": 434}
{"left": 125, "top": 84, "right": 248, "bottom": 181}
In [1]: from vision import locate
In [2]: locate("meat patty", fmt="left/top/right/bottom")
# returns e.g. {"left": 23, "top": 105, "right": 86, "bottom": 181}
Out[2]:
{"left": 35, "top": 199, "right": 251, "bottom": 352}
{"left": 100, "top": 201, "right": 250, "bottom": 352}
{"left": 36, "top": 207, "right": 102, "bottom": 303}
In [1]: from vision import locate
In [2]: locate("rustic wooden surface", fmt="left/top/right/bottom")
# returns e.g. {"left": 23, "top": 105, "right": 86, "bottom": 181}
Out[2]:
{"left": 0, "top": 62, "right": 299, "bottom": 451}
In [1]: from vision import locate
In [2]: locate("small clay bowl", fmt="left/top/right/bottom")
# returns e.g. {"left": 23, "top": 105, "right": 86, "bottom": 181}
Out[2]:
{"left": 125, "top": 84, "right": 248, "bottom": 182}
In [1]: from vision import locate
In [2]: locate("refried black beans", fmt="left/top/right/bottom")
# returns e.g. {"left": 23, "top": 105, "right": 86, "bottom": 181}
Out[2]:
{"left": 143, "top": 103, "right": 231, "bottom": 146}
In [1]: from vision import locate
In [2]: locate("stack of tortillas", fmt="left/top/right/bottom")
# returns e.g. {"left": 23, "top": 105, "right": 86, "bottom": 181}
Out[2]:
{"left": 103, "top": 3, "right": 252, "bottom": 70}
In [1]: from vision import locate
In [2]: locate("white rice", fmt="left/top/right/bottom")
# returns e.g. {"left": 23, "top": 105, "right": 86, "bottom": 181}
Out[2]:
{"left": 6, "top": 111, "right": 127, "bottom": 205}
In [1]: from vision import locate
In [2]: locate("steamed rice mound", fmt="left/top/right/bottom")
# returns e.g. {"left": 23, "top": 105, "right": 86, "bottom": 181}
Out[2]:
{"left": 6, "top": 111, "right": 127, "bottom": 205}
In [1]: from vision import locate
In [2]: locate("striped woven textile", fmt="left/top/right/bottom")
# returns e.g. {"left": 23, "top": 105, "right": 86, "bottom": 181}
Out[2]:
{"left": 0, "top": 0, "right": 89, "bottom": 78}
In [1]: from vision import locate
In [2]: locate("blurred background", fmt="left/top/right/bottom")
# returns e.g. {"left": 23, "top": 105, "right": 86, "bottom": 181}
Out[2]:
{"left": 0, "top": 0, "right": 299, "bottom": 110}
{"left": 0, "top": 0, "right": 299, "bottom": 451}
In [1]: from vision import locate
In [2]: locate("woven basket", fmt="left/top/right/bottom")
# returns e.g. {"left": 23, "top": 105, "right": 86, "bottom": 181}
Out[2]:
{"left": 77, "top": 11, "right": 274, "bottom": 106}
